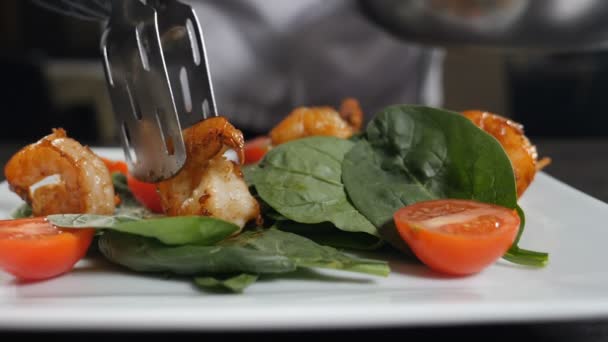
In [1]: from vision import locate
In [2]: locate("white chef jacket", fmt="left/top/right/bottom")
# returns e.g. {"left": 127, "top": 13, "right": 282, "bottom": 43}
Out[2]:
{"left": 187, "top": 0, "right": 444, "bottom": 134}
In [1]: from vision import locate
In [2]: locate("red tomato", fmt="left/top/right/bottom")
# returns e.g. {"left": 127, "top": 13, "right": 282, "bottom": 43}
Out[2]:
{"left": 100, "top": 158, "right": 163, "bottom": 213}
{"left": 244, "top": 136, "right": 271, "bottom": 164}
{"left": 393, "top": 199, "right": 520, "bottom": 276}
{"left": 101, "top": 157, "right": 128, "bottom": 174}
{"left": 127, "top": 174, "right": 163, "bottom": 213}
{"left": 0, "top": 218, "right": 95, "bottom": 280}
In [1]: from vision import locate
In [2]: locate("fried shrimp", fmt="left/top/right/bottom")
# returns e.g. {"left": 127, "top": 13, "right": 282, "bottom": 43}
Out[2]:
{"left": 4, "top": 128, "right": 115, "bottom": 216}
{"left": 157, "top": 117, "right": 260, "bottom": 229}
{"left": 270, "top": 107, "right": 353, "bottom": 145}
{"left": 462, "top": 110, "right": 550, "bottom": 197}
{"left": 269, "top": 98, "right": 363, "bottom": 145}
{"left": 339, "top": 97, "right": 363, "bottom": 131}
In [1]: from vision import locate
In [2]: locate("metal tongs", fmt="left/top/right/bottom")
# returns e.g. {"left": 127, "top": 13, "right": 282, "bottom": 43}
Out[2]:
{"left": 33, "top": 0, "right": 217, "bottom": 182}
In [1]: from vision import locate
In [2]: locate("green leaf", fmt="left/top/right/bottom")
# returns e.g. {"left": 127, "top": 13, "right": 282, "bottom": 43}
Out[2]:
{"left": 341, "top": 105, "right": 548, "bottom": 267}
{"left": 348, "top": 132, "right": 366, "bottom": 142}
{"left": 194, "top": 273, "right": 258, "bottom": 293}
{"left": 11, "top": 203, "right": 32, "bottom": 219}
{"left": 112, "top": 172, "right": 131, "bottom": 197}
{"left": 504, "top": 205, "right": 549, "bottom": 267}
{"left": 251, "top": 136, "right": 377, "bottom": 237}
{"left": 48, "top": 214, "right": 141, "bottom": 227}
{"left": 112, "top": 172, "right": 137, "bottom": 207}
{"left": 275, "top": 221, "right": 383, "bottom": 251}
{"left": 376, "top": 220, "right": 415, "bottom": 257}
{"left": 513, "top": 204, "right": 526, "bottom": 246}
{"left": 230, "top": 228, "right": 389, "bottom": 276}
{"left": 503, "top": 247, "right": 549, "bottom": 267}
{"left": 341, "top": 104, "right": 524, "bottom": 261}
{"left": 113, "top": 205, "right": 157, "bottom": 218}
{"left": 342, "top": 105, "right": 518, "bottom": 230}
{"left": 98, "top": 230, "right": 296, "bottom": 275}
{"left": 256, "top": 195, "right": 290, "bottom": 222}
{"left": 262, "top": 208, "right": 289, "bottom": 222}
{"left": 241, "top": 164, "right": 259, "bottom": 187}
{"left": 114, "top": 216, "right": 239, "bottom": 246}
{"left": 98, "top": 228, "right": 389, "bottom": 277}
{"left": 111, "top": 172, "right": 155, "bottom": 218}
{"left": 48, "top": 214, "right": 239, "bottom": 246}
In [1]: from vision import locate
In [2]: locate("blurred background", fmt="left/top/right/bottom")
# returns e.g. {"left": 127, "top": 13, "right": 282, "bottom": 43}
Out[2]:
{"left": 1, "top": 0, "right": 608, "bottom": 197}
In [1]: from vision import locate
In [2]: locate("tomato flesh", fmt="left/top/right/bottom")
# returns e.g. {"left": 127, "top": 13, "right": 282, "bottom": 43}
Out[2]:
{"left": 394, "top": 199, "right": 520, "bottom": 276}
{"left": 101, "top": 158, "right": 163, "bottom": 213}
{"left": 0, "top": 218, "right": 94, "bottom": 280}
{"left": 244, "top": 136, "right": 271, "bottom": 164}
{"left": 101, "top": 157, "right": 128, "bottom": 174}
{"left": 127, "top": 174, "right": 163, "bottom": 213}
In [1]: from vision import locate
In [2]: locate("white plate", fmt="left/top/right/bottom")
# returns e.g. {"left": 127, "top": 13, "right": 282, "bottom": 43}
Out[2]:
{"left": 0, "top": 147, "right": 607, "bottom": 331}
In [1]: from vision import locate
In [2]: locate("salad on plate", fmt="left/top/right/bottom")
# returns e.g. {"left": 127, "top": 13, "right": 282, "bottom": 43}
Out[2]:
{"left": 0, "top": 98, "right": 549, "bottom": 292}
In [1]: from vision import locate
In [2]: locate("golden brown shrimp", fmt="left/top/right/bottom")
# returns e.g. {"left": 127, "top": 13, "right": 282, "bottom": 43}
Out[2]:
{"left": 270, "top": 106, "right": 354, "bottom": 145}
{"left": 269, "top": 98, "right": 364, "bottom": 145}
{"left": 462, "top": 110, "right": 550, "bottom": 197}
{"left": 339, "top": 97, "right": 364, "bottom": 131}
{"left": 4, "top": 128, "right": 115, "bottom": 216}
{"left": 157, "top": 117, "right": 260, "bottom": 229}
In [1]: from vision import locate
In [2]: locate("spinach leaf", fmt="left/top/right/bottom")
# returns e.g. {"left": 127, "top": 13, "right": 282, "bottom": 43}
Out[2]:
{"left": 194, "top": 274, "right": 258, "bottom": 293}
{"left": 376, "top": 220, "right": 415, "bottom": 257}
{"left": 513, "top": 204, "right": 526, "bottom": 246}
{"left": 275, "top": 221, "right": 383, "bottom": 251}
{"left": 48, "top": 214, "right": 140, "bottom": 227}
{"left": 256, "top": 194, "right": 290, "bottom": 222}
{"left": 11, "top": 203, "right": 32, "bottom": 219}
{"left": 504, "top": 205, "right": 548, "bottom": 267}
{"left": 98, "top": 230, "right": 295, "bottom": 274}
{"left": 342, "top": 105, "right": 517, "bottom": 227}
{"left": 251, "top": 136, "right": 377, "bottom": 236}
{"left": 241, "top": 164, "right": 259, "bottom": 187}
{"left": 48, "top": 214, "right": 239, "bottom": 246}
{"left": 503, "top": 247, "right": 549, "bottom": 267}
{"left": 113, "top": 205, "right": 157, "bottom": 219}
{"left": 98, "top": 228, "right": 389, "bottom": 276}
{"left": 342, "top": 105, "right": 548, "bottom": 266}
{"left": 111, "top": 172, "right": 137, "bottom": 207}
{"left": 227, "top": 228, "right": 389, "bottom": 276}
{"left": 111, "top": 172, "right": 155, "bottom": 218}
{"left": 113, "top": 216, "right": 238, "bottom": 246}
{"left": 348, "top": 132, "right": 366, "bottom": 142}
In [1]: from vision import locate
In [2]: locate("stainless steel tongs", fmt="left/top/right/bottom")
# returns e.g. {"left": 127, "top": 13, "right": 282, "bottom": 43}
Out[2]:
{"left": 34, "top": 0, "right": 217, "bottom": 182}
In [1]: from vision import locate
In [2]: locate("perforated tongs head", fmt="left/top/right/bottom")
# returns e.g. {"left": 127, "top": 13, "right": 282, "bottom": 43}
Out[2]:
{"left": 101, "top": 0, "right": 217, "bottom": 182}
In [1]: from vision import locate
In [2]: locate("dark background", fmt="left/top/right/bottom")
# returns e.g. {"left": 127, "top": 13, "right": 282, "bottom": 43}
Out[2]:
{"left": 3, "top": 1, "right": 608, "bottom": 144}
{"left": 1, "top": 0, "right": 608, "bottom": 339}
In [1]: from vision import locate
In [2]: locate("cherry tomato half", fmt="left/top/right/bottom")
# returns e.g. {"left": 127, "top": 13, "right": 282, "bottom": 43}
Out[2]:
{"left": 101, "top": 157, "right": 128, "bottom": 174}
{"left": 244, "top": 136, "right": 271, "bottom": 164}
{"left": 394, "top": 199, "right": 520, "bottom": 276}
{"left": 101, "top": 158, "right": 163, "bottom": 213}
{"left": 126, "top": 174, "right": 163, "bottom": 213}
{"left": 0, "top": 217, "right": 95, "bottom": 280}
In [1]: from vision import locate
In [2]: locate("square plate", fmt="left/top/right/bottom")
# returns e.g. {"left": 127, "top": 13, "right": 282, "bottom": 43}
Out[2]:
{"left": 0, "top": 147, "right": 607, "bottom": 331}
